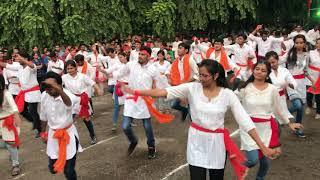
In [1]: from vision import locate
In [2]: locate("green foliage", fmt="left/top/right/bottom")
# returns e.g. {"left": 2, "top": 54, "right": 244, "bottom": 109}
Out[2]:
{"left": 0, "top": 0, "right": 309, "bottom": 49}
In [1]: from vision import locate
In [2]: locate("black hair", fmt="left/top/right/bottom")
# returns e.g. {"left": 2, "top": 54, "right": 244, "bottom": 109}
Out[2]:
{"left": 65, "top": 60, "right": 77, "bottom": 68}
{"left": 260, "top": 30, "right": 269, "bottom": 36}
{"left": 214, "top": 38, "right": 224, "bottom": 44}
{"left": 140, "top": 46, "right": 152, "bottom": 56}
{"left": 106, "top": 48, "right": 115, "bottom": 54}
{"left": 18, "top": 50, "right": 31, "bottom": 60}
{"left": 157, "top": 50, "right": 166, "bottom": 57}
{"left": 44, "top": 71, "right": 62, "bottom": 85}
{"left": 74, "top": 54, "right": 84, "bottom": 62}
{"left": 240, "top": 59, "right": 272, "bottom": 89}
{"left": 198, "top": 59, "right": 229, "bottom": 88}
{"left": 265, "top": 51, "right": 279, "bottom": 60}
{"left": 48, "top": 51, "right": 56, "bottom": 58}
{"left": 237, "top": 32, "right": 247, "bottom": 40}
{"left": 287, "top": 34, "right": 307, "bottom": 67}
{"left": 0, "top": 74, "right": 5, "bottom": 106}
{"left": 178, "top": 42, "right": 190, "bottom": 53}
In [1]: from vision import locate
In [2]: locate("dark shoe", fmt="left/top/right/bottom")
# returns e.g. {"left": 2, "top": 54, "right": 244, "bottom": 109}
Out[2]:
{"left": 181, "top": 111, "right": 188, "bottom": 121}
{"left": 90, "top": 137, "right": 97, "bottom": 145}
{"left": 148, "top": 147, "right": 156, "bottom": 159}
{"left": 11, "top": 165, "right": 21, "bottom": 176}
{"left": 295, "top": 129, "right": 306, "bottom": 138}
{"left": 34, "top": 129, "right": 40, "bottom": 139}
{"left": 128, "top": 141, "right": 138, "bottom": 156}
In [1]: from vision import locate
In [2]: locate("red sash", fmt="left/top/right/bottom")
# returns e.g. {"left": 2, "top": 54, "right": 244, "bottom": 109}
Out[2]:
{"left": 75, "top": 93, "right": 90, "bottom": 120}
{"left": 293, "top": 74, "right": 305, "bottom": 79}
{"left": 190, "top": 122, "right": 247, "bottom": 179}
{"left": 251, "top": 117, "right": 280, "bottom": 148}
{"left": 308, "top": 65, "right": 320, "bottom": 72}
{"left": 115, "top": 81, "right": 128, "bottom": 97}
{"left": 52, "top": 124, "right": 72, "bottom": 173}
{"left": 15, "top": 85, "right": 40, "bottom": 113}
{"left": 279, "top": 89, "right": 285, "bottom": 96}
{"left": 2, "top": 115, "right": 20, "bottom": 147}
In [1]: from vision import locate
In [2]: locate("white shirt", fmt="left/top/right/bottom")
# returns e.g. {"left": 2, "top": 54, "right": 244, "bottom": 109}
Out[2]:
{"left": 105, "top": 56, "right": 121, "bottom": 85}
{"left": 76, "top": 50, "right": 88, "bottom": 57}
{"left": 62, "top": 73, "right": 95, "bottom": 95}
{"left": 165, "top": 83, "right": 255, "bottom": 169}
{"left": 129, "top": 49, "right": 139, "bottom": 62}
{"left": 40, "top": 89, "right": 82, "bottom": 160}
{"left": 237, "top": 83, "right": 289, "bottom": 151}
{"left": 166, "top": 55, "right": 199, "bottom": 81}
{"left": 172, "top": 41, "right": 182, "bottom": 58}
{"left": 248, "top": 34, "right": 284, "bottom": 57}
{"left": 190, "top": 42, "right": 203, "bottom": 63}
{"left": 113, "top": 61, "right": 159, "bottom": 119}
{"left": 3, "top": 62, "right": 21, "bottom": 95}
{"left": 223, "top": 38, "right": 233, "bottom": 46}
{"left": 6, "top": 63, "right": 41, "bottom": 103}
{"left": 201, "top": 41, "right": 211, "bottom": 47}
{"left": 0, "top": 90, "right": 19, "bottom": 119}
{"left": 47, "top": 59, "right": 64, "bottom": 75}
{"left": 288, "top": 30, "right": 307, "bottom": 39}
{"left": 307, "top": 29, "right": 320, "bottom": 45}
{"left": 307, "top": 49, "right": 320, "bottom": 85}
{"left": 86, "top": 53, "right": 108, "bottom": 68}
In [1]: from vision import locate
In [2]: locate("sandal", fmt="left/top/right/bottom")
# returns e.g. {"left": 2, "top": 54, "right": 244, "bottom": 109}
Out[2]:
{"left": 11, "top": 165, "right": 21, "bottom": 176}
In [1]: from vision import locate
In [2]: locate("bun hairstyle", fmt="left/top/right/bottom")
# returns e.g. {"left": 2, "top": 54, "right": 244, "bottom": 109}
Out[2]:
{"left": 198, "top": 59, "right": 229, "bottom": 88}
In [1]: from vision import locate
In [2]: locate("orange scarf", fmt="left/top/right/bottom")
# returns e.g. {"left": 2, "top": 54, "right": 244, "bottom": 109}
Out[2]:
{"left": 126, "top": 91, "right": 174, "bottom": 123}
{"left": 206, "top": 47, "right": 230, "bottom": 70}
{"left": 81, "top": 61, "right": 88, "bottom": 74}
{"left": 170, "top": 54, "right": 191, "bottom": 86}
{"left": 52, "top": 124, "right": 72, "bottom": 173}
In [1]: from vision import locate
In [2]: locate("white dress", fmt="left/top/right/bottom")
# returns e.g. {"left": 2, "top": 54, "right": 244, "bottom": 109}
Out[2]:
{"left": 165, "top": 83, "right": 255, "bottom": 169}
{"left": 237, "top": 83, "right": 290, "bottom": 151}
{"left": 307, "top": 50, "right": 320, "bottom": 86}
{"left": 269, "top": 66, "right": 297, "bottom": 119}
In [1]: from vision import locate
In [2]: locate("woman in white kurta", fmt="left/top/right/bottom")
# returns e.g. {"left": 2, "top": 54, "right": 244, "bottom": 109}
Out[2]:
{"left": 280, "top": 34, "right": 314, "bottom": 138}
{"left": 152, "top": 50, "right": 171, "bottom": 112}
{"left": 122, "top": 59, "right": 278, "bottom": 180}
{"left": 100, "top": 52, "right": 130, "bottom": 131}
{"left": 306, "top": 38, "right": 320, "bottom": 118}
{"left": 62, "top": 60, "right": 102, "bottom": 145}
{"left": 0, "top": 74, "right": 22, "bottom": 176}
{"left": 237, "top": 60, "right": 302, "bottom": 180}
{"left": 266, "top": 51, "right": 297, "bottom": 120}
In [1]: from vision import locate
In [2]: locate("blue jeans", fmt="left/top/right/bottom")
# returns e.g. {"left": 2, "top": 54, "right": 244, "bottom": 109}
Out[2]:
{"left": 288, "top": 98, "right": 303, "bottom": 123}
{"left": 108, "top": 85, "right": 115, "bottom": 94}
{"left": 121, "top": 116, "right": 155, "bottom": 147}
{"left": 0, "top": 141, "right": 19, "bottom": 166}
{"left": 112, "top": 93, "right": 120, "bottom": 125}
{"left": 244, "top": 150, "right": 270, "bottom": 180}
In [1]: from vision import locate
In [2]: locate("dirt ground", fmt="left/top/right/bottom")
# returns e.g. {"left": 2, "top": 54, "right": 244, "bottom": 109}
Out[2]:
{"left": 0, "top": 94, "right": 320, "bottom": 180}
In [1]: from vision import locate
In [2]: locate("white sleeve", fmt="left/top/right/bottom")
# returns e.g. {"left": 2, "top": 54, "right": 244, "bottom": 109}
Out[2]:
{"left": 40, "top": 93, "right": 47, "bottom": 121}
{"left": 248, "top": 34, "right": 260, "bottom": 43}
{"left": 113, "top": 62, "right": 131, "bottom": 79}
{"left": 84, "top": 74, "right": 96, "bottom": 87}
{"left": 285, "top": 68, "right": 297, "bottom": 89}
{"left": 272, "top": 86, "right": 290, "bottom": 124}
{"left": 47, "top": 62, "right": 52, "bottom": 72}
{"left": 5, "top": 63, "right": 20, "bottom": 71}
{"left": 165, "top": 83, "right": 191, "bottom": 100}
{"left": 189, "top": 56, "right": 199, "bottom": 80}
{"left": 228, "top": 90, "right": 255, "bottom": 132}
{"left": 270, "top": 37, "right": 284, "bottom": 43}
{"left": 197, "top": 43, "right": 209, "bottom": 54}
{"left": 3, "top": 69, "right": 8, "bottom": 85}
{"left": 223, "top": 45, "right": 235, "bottom": 54}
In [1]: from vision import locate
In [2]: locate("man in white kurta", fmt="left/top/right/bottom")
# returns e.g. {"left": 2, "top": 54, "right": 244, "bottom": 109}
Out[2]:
{"left": 47, "top": 52, "right": 64, "bottom": 75}
{"left": 40, "top": 71, "right": 81, "bottom": 180}
{"left": 112, "top": 46, "right": 159, "bottom": 159}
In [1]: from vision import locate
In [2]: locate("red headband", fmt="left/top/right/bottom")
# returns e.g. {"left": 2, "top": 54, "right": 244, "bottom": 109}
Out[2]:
{"left": 140, "top": 50, "right": 151, "bottom": 58}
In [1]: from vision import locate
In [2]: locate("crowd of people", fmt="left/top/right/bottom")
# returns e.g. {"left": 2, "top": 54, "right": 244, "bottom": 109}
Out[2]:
{"left": 0, "top": 23, "right": 319, "bottom": 180}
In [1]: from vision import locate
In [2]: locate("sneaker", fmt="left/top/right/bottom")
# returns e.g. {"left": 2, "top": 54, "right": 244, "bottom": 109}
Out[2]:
{"left": 111, "top": 124, "right": 117, "bottom": 132}
{"left": 316, "top": 114, "right": 320, "bottom": 119}
{"left": 295, "top": 129, "right": 306, "bottom": 138}
{"left": 127, "top": 141, "right": 138, "bottom": 156}
{"left": 148, "top": 147, "right": 156, "bottom": 159}
{"left": 305, "top": 107, "right": 311, "bottom": 115}
{"left": 11, "top": 165, "right": 21, "bottom": 176}
{"left": 90, "top": 137, "right": 97, "bottom": 145}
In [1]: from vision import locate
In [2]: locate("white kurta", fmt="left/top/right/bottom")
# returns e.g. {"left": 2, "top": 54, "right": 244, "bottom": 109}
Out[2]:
{"left": 224, "top": 44, "right": 257, "bottom": 81}
{"left": 77, "top": 62, "right": 95, "bottom": 97}
{"left": 3, "top": 62, "right": 21, "bottom": 95}
{"left": 62, "top": 73, "right": 95, "bottom": 114}
{"left": 166, "top": 55, "right": 199, "bottom": 81}
{"left": 113, "top": 61, "right": 159, "bottom": 119}
{"left": 47, "top": 59, "right": 64, "bottom": 75}
{"left": 248, "top": 34, "right": 283, "bottom": 57}
{"left": 153, "top": 60, "right": 171, "bottom": 89}
{"left": 105, "top": 56, "right": 121, "bottom": 86}
{"left": 40, "top": 90, "right": 82, "bottom": 160}
{"left": 307, "top": 50, "right": 320, "bottom": 86}
{"left": 166, "top": 83, "right": 255, "bottom": 169}
{"left": 270, "top": 67, "right": 297, "bottom": 119}
{"left": 237, "top": 83, "right": 290, "bottom": 151}
{"left": 5, "top": 63, "right": 41, "bottom": 103}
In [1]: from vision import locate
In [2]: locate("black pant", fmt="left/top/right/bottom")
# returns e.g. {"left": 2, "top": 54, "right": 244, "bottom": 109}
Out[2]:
{"left": 83, "top": 120, "right": 95, "bottom": 139}
{"left": 189, "top": 165, "right": 224, "bottom": 180}
{"left": 306, "top": 86, "right": 320, "bottom": 113}
{"left": 21, "top": 102, "right": 41, "bottom": 132}
{"left": 48, "top": 137, "right": 79, "bottom": 180}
